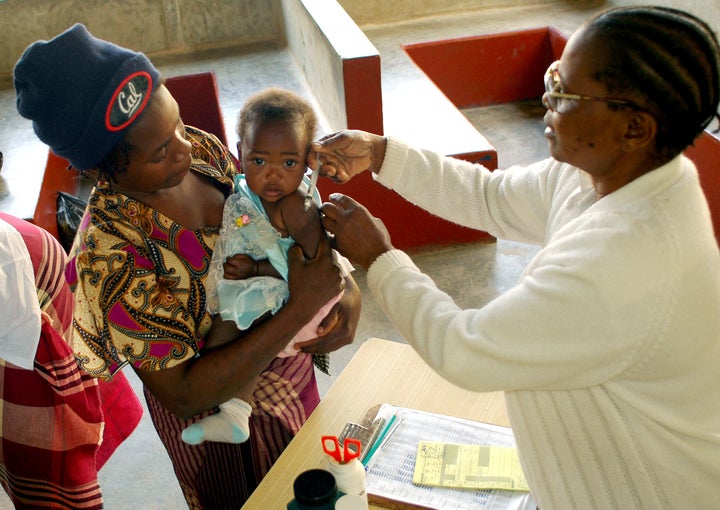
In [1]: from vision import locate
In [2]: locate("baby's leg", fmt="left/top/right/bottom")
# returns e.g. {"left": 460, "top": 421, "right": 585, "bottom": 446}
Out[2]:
{"left": 182, "top": 392, "right": 253, "bottom": 445}
{"left": 183, "top": 316, "right": 260, "bottom": 444}
{"left": 181, "top": 367, "right": 256, "bottom": 445}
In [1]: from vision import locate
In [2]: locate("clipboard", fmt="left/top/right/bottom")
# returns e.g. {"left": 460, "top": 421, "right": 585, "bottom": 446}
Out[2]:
{"left": 355, "top": 403, "right": 537, "bottom": 510}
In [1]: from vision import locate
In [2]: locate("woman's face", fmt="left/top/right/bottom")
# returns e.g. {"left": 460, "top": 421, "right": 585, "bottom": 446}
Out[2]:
{"left": 543, "top": 28, "right": 633, "bottom": 179}
{"left": 238, "top": 118, "right": 308, "bottom": 204}
{"left": 111, "top": 84, "right": 192, "bottom": 195}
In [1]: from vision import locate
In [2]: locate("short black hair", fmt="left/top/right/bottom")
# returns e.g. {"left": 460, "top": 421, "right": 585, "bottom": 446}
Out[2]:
{"left": 237, "top": 87, "right": 317, "bottom": 149}
{"left": 586, "top": 6, "right": 720, "bottom": 162}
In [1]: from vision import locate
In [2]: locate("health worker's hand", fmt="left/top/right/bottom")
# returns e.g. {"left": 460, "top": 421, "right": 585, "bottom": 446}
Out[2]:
{"left": 321, "top": 193, "right": 393, "bottom": 271}
{"left": 308, "top": 130, "right": 387, "bottom": 183}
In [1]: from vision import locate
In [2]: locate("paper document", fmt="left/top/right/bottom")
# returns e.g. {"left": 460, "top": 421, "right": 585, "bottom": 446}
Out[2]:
{"left": 413, "top": 442, "right": 529, "bottom": 491}
{"left": 364, "top": 403, "right": 536, "bottom": 510}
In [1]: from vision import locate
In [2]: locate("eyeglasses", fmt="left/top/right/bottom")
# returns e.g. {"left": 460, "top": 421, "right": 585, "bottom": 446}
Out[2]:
{"left": 543, "top": 60, "right": 640, "bottom": 113}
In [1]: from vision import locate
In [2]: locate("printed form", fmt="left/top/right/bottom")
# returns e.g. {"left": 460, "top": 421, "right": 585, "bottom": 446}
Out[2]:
{"left": 364, "top": 404, "right": 536, "bottom": 510}
{"left": 413, "top": 442, "right": 529, "bottom": 491}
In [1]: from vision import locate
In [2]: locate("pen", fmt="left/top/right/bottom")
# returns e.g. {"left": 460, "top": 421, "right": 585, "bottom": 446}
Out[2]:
{"left": 377, "top": 416, "right": 400, "bottom": 451}
{"left": 303, "top": 152, "right": 321, "bottom": 212}
{"left": 362, "top": 414, "right": 398, "bottom": 466}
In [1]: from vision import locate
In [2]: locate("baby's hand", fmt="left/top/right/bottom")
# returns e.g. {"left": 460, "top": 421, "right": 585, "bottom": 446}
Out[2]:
{"left": 223, "top": 254, "right": 257, "bottom": 280}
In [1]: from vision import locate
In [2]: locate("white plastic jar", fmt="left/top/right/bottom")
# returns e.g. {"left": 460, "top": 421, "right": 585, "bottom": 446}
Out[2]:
{"left": 326, "top": 457, "right": 368, "bottom": 509}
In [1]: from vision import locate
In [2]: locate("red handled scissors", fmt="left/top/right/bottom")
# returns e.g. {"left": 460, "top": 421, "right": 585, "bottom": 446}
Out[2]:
{"left": 321, "top": 435, "right": 361, "bottom": 464}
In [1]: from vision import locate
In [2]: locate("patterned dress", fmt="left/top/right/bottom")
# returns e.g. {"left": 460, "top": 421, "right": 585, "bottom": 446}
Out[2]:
{"left": 66, "top": 127, "right": 321, "bottom": 509}
{"left": 0, "top": 213, "right": 142, "bottom": 509}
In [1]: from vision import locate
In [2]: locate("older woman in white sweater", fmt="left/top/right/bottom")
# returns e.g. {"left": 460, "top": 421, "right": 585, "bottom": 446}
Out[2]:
{"left": 315, "top": 6, "right": 720, "bottom": 509}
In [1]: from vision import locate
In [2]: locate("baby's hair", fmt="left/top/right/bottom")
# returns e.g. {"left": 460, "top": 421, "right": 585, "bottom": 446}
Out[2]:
{"left": 237, "top": 88, "right": 317, "bottom": 147}
{"left": 587, "top": 6, "right": 720, "bottom": 162}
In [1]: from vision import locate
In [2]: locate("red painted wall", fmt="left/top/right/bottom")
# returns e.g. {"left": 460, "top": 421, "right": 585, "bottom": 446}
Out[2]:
{"left": 402, "top": 27, "right": 719, "bottom": 245}
{"left": 166, "top": 72, "right": 228, "bottom": 146}
{"left": 316, "top": 150, "right": 497, "bottom": 250}
{"left": 339, "top": 26, "right": 568, "bottom": 249}
{"left": 343, "top": 55, "right": 384, "bottom": 136}
{"left": 403, "top": 27, "right": 567, "bottom": 107}
{"left": 319, "top": 48, "right": 495, "bottom": 249}
{"left": 686, "top": 130, "right": 720, "bottom": 243}
{"left": 32, "top": 152, "right": 82, "bottom": 240}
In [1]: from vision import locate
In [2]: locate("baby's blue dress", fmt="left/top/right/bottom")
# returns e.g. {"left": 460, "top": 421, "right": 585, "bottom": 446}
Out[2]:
{"left": 206, "top": 174, "right": 321, "bottom": 329}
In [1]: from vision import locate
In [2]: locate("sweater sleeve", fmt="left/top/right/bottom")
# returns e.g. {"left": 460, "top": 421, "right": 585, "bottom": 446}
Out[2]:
{"left": 366, "top": 209, "right": 672, "bottom": 392}
{"left": 374, "top": 137, "right": 559, "bottom": 244}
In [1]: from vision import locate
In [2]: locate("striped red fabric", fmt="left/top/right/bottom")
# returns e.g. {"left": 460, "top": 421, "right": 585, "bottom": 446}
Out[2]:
{"left": 0, "top": 213, "right": 142, "bottom": 509}
{"left": 144, "top": 352, "right": 320, "bottom": 509}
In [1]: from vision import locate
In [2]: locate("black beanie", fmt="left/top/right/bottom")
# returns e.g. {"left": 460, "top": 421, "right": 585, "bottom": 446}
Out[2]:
{"left": 13, "top": 24, "right": 161, "bottom": 171}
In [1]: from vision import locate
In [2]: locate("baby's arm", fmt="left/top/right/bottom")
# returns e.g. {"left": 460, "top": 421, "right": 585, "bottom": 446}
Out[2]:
{"left": 220, "top": 189, "right": 323, "bottom": 280}
{"left": 280, "top": 189, "right": 324, "bottom": 258}
{"left": 223, "top": 254, "right": 281, "bottom": 280}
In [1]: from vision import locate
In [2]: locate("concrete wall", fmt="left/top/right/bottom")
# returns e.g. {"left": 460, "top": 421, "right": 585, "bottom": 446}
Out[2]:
{"left": 337, "top": 0, "right": 720, "bottom": 36}
{"left": 282, "top": 0, "right": 382, "bottom": 134}
{"left": 612, "top": 0, "right": 720, "bottom": 40}
{"left": 337, "top": 0, "right": 576, "bottom": 26}
{"left": 0, "top": 0, "right": 283, "bottom": 79}
{"left": 282, "top": 0, "right": 352, "bottom": 133}
{"left": 2, "top": 0, "right": 718, "bottom": 80}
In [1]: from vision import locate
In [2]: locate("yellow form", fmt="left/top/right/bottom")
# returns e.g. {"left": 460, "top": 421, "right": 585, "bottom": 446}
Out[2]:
{"left": 413, "top": 442, "right": 530, "bottom": 491}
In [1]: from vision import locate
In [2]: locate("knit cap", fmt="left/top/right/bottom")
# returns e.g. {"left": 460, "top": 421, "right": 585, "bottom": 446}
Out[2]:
{"left": 13, "top": 24, "right": 160, "bottom": 170}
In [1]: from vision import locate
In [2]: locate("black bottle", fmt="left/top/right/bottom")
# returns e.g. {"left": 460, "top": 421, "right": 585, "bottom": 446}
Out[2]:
{"left": 287, "top": 469, "right": 343, "bottom": 510}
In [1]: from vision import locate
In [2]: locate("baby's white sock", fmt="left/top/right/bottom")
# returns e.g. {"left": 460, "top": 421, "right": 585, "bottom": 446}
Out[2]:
{"left": 181, "top": 398, "right": 252, "bottom": 445}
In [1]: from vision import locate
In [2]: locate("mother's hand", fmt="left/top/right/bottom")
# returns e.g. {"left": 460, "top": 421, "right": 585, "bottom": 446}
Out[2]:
{"left": 321, "top": 193, "right": 394, "bottom": 271}
{"left": 286, "top": 233, "right": 344, "bottom": 320}
{"left": 296, "top": 275, "right": 361, "bottom": 355}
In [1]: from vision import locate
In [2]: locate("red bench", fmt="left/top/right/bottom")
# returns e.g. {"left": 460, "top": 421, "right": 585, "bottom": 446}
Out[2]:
{"left": 403, "top": 26, "right": 720, "bottom": 244}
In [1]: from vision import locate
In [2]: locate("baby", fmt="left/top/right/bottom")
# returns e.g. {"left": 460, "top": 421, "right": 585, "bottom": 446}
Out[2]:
{"left": 182, "top": 88, "right": 352, "bottom": 445}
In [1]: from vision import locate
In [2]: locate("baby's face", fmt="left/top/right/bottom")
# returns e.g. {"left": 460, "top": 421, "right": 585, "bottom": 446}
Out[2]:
{"left": 239, "top": 118, "right": 309, "bottom": 203}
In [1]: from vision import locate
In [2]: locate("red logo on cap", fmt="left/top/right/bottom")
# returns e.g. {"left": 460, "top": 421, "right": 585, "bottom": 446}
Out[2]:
{"left": 105, "top": 71, "right": 153, "bottom": 132}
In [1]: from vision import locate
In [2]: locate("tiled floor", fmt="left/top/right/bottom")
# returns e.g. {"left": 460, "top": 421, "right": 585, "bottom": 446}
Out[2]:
{"left": 0, "top": 3, "right": 609, "bottom": 508}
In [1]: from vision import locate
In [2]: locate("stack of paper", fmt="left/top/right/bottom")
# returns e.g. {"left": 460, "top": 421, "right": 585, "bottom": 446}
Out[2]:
{"left": 363, "top": 403, "right": 536, "bottom": 510}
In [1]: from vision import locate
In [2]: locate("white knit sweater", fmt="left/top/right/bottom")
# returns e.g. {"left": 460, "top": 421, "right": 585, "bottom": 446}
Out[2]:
{"left": 366, "top": 137, "right": 720, "bottom": 509}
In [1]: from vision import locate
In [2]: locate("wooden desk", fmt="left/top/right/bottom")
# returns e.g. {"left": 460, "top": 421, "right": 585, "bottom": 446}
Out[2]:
{"left": 242, "top": 337, "right": 509, "bottom": 509}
